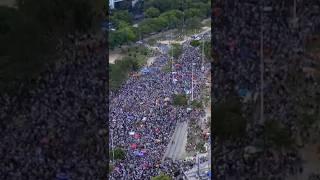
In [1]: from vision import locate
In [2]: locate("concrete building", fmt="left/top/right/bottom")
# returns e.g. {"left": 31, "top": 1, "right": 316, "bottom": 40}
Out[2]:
{"left": 109, "top": 0, "right": 121, "bottom": 9}
{"left": 109, "top": 0, "right": 140, "bottom": 9}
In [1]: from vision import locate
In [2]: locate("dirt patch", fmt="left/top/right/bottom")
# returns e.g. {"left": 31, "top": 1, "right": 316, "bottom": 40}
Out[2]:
{"left": 147, "top": 56, "right": 156, "bottom": 66}
{"left": 109, "top": 53, "right": 123, "bottom": 64}
{"left": 157, "top": 40, "right": 186, "bottom": 45}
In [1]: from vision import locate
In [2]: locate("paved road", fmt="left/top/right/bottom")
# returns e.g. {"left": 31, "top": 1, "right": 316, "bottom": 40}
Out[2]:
{"left": 162, "top": 120, "right": 189, "bottom": 162}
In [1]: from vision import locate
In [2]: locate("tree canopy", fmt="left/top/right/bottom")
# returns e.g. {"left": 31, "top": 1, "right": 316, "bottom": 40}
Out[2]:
{"left": 190, "top": 40, "right": 201, "bottom": 47}
{"left": 110, "top": 148, "right": 126, "bottom": 160}
{"left": 145, "top": 7, "right": 160, "bottom": 18}
{"left": 171, "top": 43, "right": 182, "bottom": 59}
{"left": 110, "top": 10, "right": 132, "bottom": 26}
{"left": 264, "top": 120, "right": 294, "bottom": 149}
{"left": 173, "top": 94, "right": 188, "bottom": 106}
{"left": 213, "top": 97, "right": 247, "bottom": 141}
{"left": 109, "top": 21, "right": 137, "bottom": 49}
{"left": 109, "top": 0, "right": 210, "bottom": 48}
{"left": 191, "top": 100, "right": 203, "bottom": 108}
{"left": 151, "top": 174, "right": 171, "bottom": 180}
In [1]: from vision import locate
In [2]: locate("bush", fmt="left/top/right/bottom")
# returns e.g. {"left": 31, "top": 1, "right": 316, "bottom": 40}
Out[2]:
{"left": 173, "top": 94, "right": 188, "bottom": 106}
{"left": 109, "top": 164, "right": 114, "bottom": 172}
{"left": 109, "top": 47, "right": 149, "bottom": 91}
{"left": 213, "top": 97, "right": 247, "bottom": 141}
{"left": 170, "top": 43, "right": 182, "bottom": 59}
{"left": 162, "top": 63, "right": 172, "bottom": 73}
{"left": 203, "top": 41, "right": 212, "bottom": 61}
{"left": 145, "top": 7, "right": 160, "bottom": 18}
{"left": 151, "top": 174, "right": 171, "bottom": 180}
{"left": 264, "top": 120, "right": 294, "bottom": 149}
{"left": 190, "top": 40, "right": 200, "bottom": 47}
{"left": 196, "top": 142, "right": 206, "bottom": 152}
{"left": 191, "top": 100, "right": 202, "bottom": 108}
{"left": 110, "top": 148, "right": 126, "bottom": 160}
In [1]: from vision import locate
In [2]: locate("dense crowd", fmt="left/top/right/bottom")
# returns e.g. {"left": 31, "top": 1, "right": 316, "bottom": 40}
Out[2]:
{"left": 109, "top": 34, "right": 211, "bottom": 179}
{"left": 309, "top": 173, "right": 320, "bottom": 180}
{"left": 0, "top": 33, "right": 107, "bottom": 179}
{"left": 213, "top": 0, "right": 320, "bottom": 179}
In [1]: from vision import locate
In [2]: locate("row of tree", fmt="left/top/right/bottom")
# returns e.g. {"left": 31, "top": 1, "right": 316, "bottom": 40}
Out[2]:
{"left": 213, "top": 97, "right": 294, "bottom": 150}
{"left": 144, "top": 0, "right": 210, "bottom": 14}
{"left": 109, "top": 46, "right": 149, "bottom": 90}
{"left": 109, "top": 0, "right": 210, "bottom": 49}
{"left": 190, "top": 40, "right": 212, "bottom": 60}
{"left": 109, "top": 56, "right": 139, "bottom": 90}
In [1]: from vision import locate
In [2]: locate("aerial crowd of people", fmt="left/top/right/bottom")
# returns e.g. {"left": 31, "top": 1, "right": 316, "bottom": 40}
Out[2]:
{"left": 213, "top": 0, "right": 320, "bottom": 179}
{"left": 0, "top": 33, "right": 108, "bottom": 179}
{"left": 109, "top": 33, "right": 211, "bottom": 179}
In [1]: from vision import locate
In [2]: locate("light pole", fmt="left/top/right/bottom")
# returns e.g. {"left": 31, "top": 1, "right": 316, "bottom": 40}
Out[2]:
{"left": 171, "top": 32, "right": 174, "bottom": 84}
{"left": 181, "top": 0, "right": 185, "bottom": 36}
{"left": 260, "top": 5, "right": 264, "bottom": 126}
{"left": 191, "top": 61, "right": 195, "bottom": 101}
{"left": 202, "top": 40, "right": 205, "bottom": 71}
{"left": 293, "top": 0, "right": 297, "bottom": 28}
{"left": 259, "top": 5, "right": 273, "bottom": 125}
{"left": 111, "top": 128, "right": 115, "bottom": 162}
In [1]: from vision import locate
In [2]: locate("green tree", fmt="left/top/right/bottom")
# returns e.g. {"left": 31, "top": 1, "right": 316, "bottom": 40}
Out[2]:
{"left": 117, "top": 21, "right": 137, "bottom": 42}
{"left": 171, "top": 43, "right": 182, "bottom": 59}
{"left": 159, "top": 10, "right": 183, "bottom": 29}
{"left": 186, "top": 17, "right": 202, "bottom": 30}
{"left": 173, "top": 94, "right": 188, "bottom": 106}
{"left": 196, "top": 142, "right": 206, "bottom": 152}
{"left": 162, "top": 62, "right": 172, "bottom": 72}
{"left": 190, "top": 40, "right": 200, "bottom": 47}
{"left": 110, "top": 10, "right": 132, "bottom": 26}
{"left": 185, "top": 8, "right": 202, "bottom": 19}
{"left": 203, "top": 41, "right": 212, "bottom": 61}
{"left": 139, "top": 19, "right": 154, "bottom": 35}
{"left": 151, "top": 174, "right": 171, "bottom": 180}
{"left": 110, "top": 148, "right": 126, "bottom": 160}
{"left": 144, "top": 0, "right": 179, "bottom": 12}
{"left": 109, "top": 54, "right": 147, "bottom": 90}
{"left": 109, "top": 164, "right": 114, "bottom": 172}
{"left": 213, "top": 97, "right": 247, "bottom": 141}
{"left": 153, "top": 17, "right": 169, "bottom": 31}
{"left": 264, "top": 120, "right": 293, "bottom": 149}
{"left": 191, "top": 100, "right": 202, "bottom": 108}
{"left": 109, "top": 63, "right": 128, "bottom": 90}
{"left": 145, "top": 7, "right": 160, "bottom": 18}
{"left": 189, "top": 2, "right": 210, "bottom": 17}
{"left": 109, "top": 21, "right": 137, "bottom": 48}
